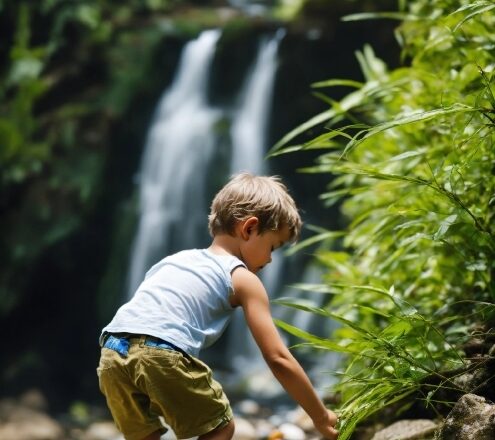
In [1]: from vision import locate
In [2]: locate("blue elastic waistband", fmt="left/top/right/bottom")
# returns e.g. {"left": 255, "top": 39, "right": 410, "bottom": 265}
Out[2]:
{"left": 102, "top": 333, "right": 189, "bottom": 358}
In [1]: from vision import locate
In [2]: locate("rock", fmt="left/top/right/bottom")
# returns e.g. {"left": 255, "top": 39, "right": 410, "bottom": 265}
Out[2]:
{"left": 236, "top": 399, "right": 261, "bottom": 416}
{"left": 0, "top": 410, "right": 64, "bottom": 440}
{"left": 253, "top": 419, "right": 276, "bottom": 438}
{"left": 286, "top": 407, "right": 314, "bottom": 432}
{"left": 278, "top": 422, "right": 306, "bottom": 440}
{"left": 0, "top": 392, "right": 64, "bottom": 440}
{"left": 435, "top": 393, "right": 495, "bottom": 440}
{"left": 234, "top": 417, "right": 257, "bottom": 440}
{"left": 268, "top": 414, "right": 285, "bottom": 427}
{"left": 18, "top": 389, "right": 48, "bottom": 412}
{"left": 371, "top": 419, "right": 438, "bottom": 440}
{"left": 83, "top": 421, "right": 122, "bottom": 440}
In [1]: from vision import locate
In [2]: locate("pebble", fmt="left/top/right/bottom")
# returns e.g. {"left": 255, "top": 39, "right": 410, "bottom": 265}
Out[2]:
{"left": 371, "top": 419, "right": 438, "bottom": 440}
{"left": 83, "top": 421, "right": 122, "bottom": 440}
{"left": 236, "top": 399, "right": 261, "bottom": 416}
{"left": 233, "top": 417, "right": 258, "bottom": 440}
{"left": 286, "top": 407, "right": 314, "bottom": 432}
{"left": 278, "top": 422, "right": 306, "bottom": 440}
{"left": 0, "top": 413, "right": 64, "bottom": 440}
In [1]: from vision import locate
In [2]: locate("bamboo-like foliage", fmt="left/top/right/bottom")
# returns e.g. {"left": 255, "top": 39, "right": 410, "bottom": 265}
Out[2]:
{"left": 271, "top": 1, "right": 495, "bottom": 437}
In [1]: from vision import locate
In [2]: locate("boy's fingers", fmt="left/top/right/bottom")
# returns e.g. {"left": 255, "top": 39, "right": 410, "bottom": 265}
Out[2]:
{"left": 328, "top": 427, "right": 339, "bottom": 439}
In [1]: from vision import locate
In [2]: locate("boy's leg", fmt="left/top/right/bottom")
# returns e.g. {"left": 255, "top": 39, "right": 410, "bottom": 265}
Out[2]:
{"left": 141, "top": 430, "right": 162, "bottom": 440}
{"left": 198, "top": 419, "right": 235, "bottom": 440}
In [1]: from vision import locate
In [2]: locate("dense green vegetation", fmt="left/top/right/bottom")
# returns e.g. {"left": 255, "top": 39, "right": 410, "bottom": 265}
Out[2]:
{"left": 0, "top": 0, "right": 197, "bottom": 318}
{"left": 273, "top": 0, "right": 495, "bottom": 438}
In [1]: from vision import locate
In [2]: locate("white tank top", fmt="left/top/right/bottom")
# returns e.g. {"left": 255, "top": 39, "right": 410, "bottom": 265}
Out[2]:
{"left": 101, "top": 249, "right": 246, "bottom": 357}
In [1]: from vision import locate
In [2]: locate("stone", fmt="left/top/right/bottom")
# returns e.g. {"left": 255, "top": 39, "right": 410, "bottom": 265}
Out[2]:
{"left": 435, "top": 393, "right": 495, "bottom": 440}
{"left": 233, "top": 417, "right": 257, "bottom": 440}
{"left": 0, "top": 410, "right": 64, "bottom": 440}
{"left": 371, "top": 419, "right": 438, "bottom": 440}
{"left": 286, "top": 407, "right": 314, "bottom": 432}
{"left": 83, "top": 421, "right": 122, "bottom": 440}
{"left": 236, "top": 399, "right": 261, "bottom": 416}
{"left": 18, "top": 389, "right": 48, "bottom": 412}
{"left": 278, "top": 422, "right": 306, "bottom": 440}
{"left": 253, "top": 419, "right": 276, "bottom": 438}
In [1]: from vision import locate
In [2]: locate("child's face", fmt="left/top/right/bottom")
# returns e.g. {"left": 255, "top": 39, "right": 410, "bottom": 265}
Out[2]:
{"left": 240, "top": 223, "right": 291, "bottom": 274}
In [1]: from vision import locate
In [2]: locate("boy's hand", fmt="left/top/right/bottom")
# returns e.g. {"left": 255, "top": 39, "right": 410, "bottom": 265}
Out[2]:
{"left": 312, "top": 409, "right": 339, "bottom": 439}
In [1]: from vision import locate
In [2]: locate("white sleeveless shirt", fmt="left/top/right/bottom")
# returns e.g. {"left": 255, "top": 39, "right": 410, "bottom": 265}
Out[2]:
{"left": 100, "top": 249, "right": 246, "bottom": 357}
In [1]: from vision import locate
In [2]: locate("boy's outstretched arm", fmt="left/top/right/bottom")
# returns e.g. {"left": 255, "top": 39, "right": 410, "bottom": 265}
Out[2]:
{"left": 231, "top": 267, "right": 339, "bottom": 440}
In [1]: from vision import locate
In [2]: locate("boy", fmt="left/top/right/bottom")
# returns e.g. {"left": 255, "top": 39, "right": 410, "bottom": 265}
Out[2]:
{"left": 97, "top": 173, "right": 339, "bottom": 440}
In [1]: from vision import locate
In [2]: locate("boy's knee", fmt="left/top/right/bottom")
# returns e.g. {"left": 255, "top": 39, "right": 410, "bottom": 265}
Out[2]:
{"left": 199, "top": 419, "right": 235, "bottom": 440}
{"left": 223, "top": 419, "right": 235, "bottom": 439}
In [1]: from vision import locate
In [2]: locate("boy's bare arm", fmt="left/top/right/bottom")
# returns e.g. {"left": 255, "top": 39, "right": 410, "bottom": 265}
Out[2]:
{"left": 231, "top": 268, "right": 339, "bottom": 439}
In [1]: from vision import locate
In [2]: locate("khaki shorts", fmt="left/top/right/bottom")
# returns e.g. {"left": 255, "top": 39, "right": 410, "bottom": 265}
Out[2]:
{"left": 97, "top": 335, "right": 233, "bottom": 440}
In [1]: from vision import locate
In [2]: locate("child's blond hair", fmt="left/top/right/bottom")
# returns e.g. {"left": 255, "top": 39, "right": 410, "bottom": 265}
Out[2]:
{"left": 208, "top": 173, "right": 302, "bottom": 241}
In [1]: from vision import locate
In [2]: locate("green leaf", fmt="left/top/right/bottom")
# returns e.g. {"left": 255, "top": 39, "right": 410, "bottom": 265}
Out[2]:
{"left": 433, "top": 214, "right": 458, "bottom": 240}
{"left": 342, "top": 12, "right": 413, "bottom": 22}
{"left": 452, "top": 4, "right": 495, "bottom": 32}
{"left": 285, "top": 230, "right": 344, "bottom": 256}
{"left": 312, "top": 78, "right": 363, "bottom": 89}
{"left": 269, "top": 109, "right": 337, "bottom": 155}
{"left": 341, "top": 105, "right": 479, "bottom": 157}
{"left": 274, "top": 297, "right": 378, "bottom": 339}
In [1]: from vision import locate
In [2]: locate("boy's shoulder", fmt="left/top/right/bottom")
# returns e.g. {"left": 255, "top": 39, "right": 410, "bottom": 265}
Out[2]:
{"left": 148, "top": 248, "right": 245, "bottom": 276}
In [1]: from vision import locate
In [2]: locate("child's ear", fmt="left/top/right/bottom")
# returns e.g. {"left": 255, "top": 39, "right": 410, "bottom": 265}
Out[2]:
{"left": 241, "top": 217, "right": 259, "bottom": 239}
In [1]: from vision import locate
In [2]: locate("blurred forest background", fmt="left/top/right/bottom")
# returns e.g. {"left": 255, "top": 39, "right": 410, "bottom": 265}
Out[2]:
{"left": 0, "top": 0, "right": 398, "bottom": 408}
{"left": 1, "top": 0, "right": 494, "bottom": 438}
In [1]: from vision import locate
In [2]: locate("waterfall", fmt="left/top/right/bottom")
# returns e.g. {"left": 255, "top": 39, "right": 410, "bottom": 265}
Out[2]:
{"left": 226, "top": 31, "right": 286, "bottom": 390}
{"left": 126, "top": 30, "right": 222, "bottom": 296}
{"left": 126, "top": 28, "right": 293, "bottom": 395}
{"left": 230, "top": 30, "right": 284, "bottom": 174}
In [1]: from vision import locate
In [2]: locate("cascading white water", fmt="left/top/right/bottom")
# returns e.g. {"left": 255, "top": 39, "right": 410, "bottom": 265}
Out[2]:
{"left": 230, "top": 31, "right": 286, "bottom": 300}
{"left": 230, "top": 30, "right": 285, "bottom": 174}
{"left": 126, "top": 30, "right": 222, "bottom": 296}
{"left": 126, "top": 29, "right": 305, "bottom": 395}
{"left": 226, "top": 31, "right": 286, "bottom": 390}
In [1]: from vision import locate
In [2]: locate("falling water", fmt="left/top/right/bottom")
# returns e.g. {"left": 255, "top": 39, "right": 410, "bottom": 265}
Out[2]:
{"left": 126, "top": 28, "right": 300, "bottom": 394}
{"left": 226, "top": 31, "right": 286, "bottom": 390}
{"left": 230, "top": 30, "right": 285, "bottom": 174}
{"left": 126, "top": 30, "right": 222, "bottom": 296}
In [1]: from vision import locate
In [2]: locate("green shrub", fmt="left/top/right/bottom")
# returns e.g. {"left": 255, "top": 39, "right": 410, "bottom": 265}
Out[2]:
{"left": 272, "top": 1, "right": 495, "bottom": 438}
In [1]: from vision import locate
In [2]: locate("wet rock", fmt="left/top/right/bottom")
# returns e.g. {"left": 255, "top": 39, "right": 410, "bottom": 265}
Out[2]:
{"left": 286, "top": 406, "right": 314, "bottom": 432}
{"left": 278, "top": 422, "right": 306, "bottom": 440}
{"left": 83, "top": 421, "right": 122, "bottom": 440}
{"left": 18, "top": 389, "right": 48, "bottom": 412}
{"left": 0, "top": 391, "right": 64, "bottom": 440}
{"left": 435, "top": 393, "right": 495, "bottom": 440}
{"left": 234, "top": 416, "right": 257, "bottom": 440}
{"left": 371, "top": 419, "right": 438, "bottom": 440}
{"left": 236, "top": 399, "right": 261, "bottom": 416}
{"left": 0, "top": 409, "right": 64, "bottom": 440}
{"left": 253, "top": 419, "right": 276, "bottom": 438}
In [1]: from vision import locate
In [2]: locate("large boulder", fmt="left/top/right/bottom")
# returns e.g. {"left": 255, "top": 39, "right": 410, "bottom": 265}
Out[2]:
{"left": 435, "top": 393, "right": 495, "bottom": 440}
{"left": 371, "top": 419, "right": 438, "bottom": 440}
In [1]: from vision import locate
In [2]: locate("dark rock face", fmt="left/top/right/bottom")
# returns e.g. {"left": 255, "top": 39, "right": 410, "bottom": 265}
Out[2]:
{"left": 435, "top": 394, "right": 495, "bottom": 440}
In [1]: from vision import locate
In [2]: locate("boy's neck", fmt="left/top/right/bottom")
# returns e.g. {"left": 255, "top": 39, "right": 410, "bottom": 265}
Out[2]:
{"left": 208, "top": 234, "right": 241, "bottom": 258}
